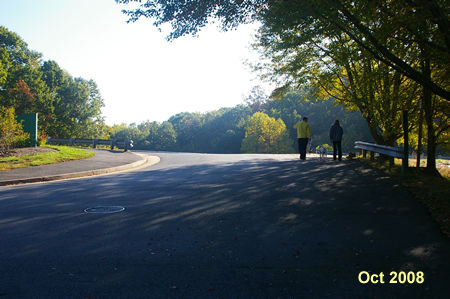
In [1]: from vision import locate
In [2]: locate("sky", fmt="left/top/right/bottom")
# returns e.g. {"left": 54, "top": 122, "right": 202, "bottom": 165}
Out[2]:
{"left": 0, "top": 0, "right": 272, "bottom": 125}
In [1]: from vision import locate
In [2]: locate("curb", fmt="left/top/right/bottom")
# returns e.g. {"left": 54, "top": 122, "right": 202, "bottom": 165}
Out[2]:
{"left": 0, "top": 154, "right": 160, "bottom": 186}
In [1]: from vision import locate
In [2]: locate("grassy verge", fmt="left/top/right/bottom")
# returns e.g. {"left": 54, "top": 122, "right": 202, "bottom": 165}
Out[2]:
{"left": 358, "top": 157, "right": 450, "bottom": 238}
{"left": 0, "top": 145, "right": 95, "bottom": 171}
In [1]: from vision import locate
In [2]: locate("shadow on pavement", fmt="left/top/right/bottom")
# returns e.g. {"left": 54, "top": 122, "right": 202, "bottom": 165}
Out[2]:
{"left": 0, "top": 156, "right": 448, "bottom": 298}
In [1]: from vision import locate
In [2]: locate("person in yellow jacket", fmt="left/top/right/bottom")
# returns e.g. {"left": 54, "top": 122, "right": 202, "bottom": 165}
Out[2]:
{"left": 293, "top": 117, "right": 312, "bottom": 160}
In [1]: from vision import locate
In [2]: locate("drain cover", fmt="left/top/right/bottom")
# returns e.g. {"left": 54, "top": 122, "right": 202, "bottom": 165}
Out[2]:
{"left": 84, "top": 206, "right": 125, "bottom": 214}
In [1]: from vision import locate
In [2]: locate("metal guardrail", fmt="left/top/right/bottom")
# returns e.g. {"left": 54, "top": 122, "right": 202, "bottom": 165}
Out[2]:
{"left": 354, "top": 141, "right": 403, "bottom": 159}
{"left": 355, "top": 141, "right": 409, "bottom": 174}
{"left": 47, "top": 138, "right": 133, "bottom": 151}
{"left": 356, "top": 111, "right": 410, "bottom": 174}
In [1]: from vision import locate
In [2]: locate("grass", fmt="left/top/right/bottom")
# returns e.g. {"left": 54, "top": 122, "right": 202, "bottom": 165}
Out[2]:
{"left": 0, "top": 145, "right": 95, "bottom": 171}
{"left": 358, "top": 157, "right": 450, "bottom": 238}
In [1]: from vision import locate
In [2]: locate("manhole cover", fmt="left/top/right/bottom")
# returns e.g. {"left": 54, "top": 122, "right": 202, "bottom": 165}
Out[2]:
{"left": 84, "top": 206, "right": 125, "bottom": 214}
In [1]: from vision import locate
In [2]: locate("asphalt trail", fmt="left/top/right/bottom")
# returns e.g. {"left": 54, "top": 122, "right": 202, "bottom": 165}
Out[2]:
{"left": 0, "top": 152, "right": 449, "bottom": 298}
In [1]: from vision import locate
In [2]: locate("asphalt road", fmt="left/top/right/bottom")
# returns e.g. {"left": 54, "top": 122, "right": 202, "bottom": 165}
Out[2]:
{"left": 0, "top": 152, "right": 449, "bottom": 298}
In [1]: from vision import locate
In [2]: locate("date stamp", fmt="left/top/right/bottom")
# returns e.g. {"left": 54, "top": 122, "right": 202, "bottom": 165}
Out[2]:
{"left": 358, "top": 271, "right": 424, "bottom": 284}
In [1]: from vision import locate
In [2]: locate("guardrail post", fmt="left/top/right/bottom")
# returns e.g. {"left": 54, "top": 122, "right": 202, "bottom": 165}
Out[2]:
{"left": 110, "top": 140, "right": 115, "bottom": 150}
{"left": 389, "top": 157, "right": 394, "bottom": 167}
{"left": 93, "top": 139, "right": 97, "bottom": 149}
{"left": 370, "top": 151, "right": 375, "bottom": 161}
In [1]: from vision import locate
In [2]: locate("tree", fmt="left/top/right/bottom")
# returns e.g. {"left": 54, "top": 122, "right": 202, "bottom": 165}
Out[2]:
{"left": 52, "top": 77, "right": 106, "bottom": 138}
{"left": 203, "top": 105, "right": 253, "bottom": 153}
{"left": 168, "top": 112, "right": 204, "bottom": 152}
{"left": 185, "top": 106, "right": 253, "bottom": 153}
{"left": 104, "top": 90, "right": 372, "bottom": 154}
{"left": 257, "top": 1, "right": 449, "bottom": 171}
{"left": 243, "top": 86, "right": 268, "bottom": 113}
{"left": 117, "top": 0, "right": 448, "bottom": 171}
{"left": 264, "top": 90, "right": 373, "bottom": 153}
{"left": 145, "top": 121, "right": 177, "bottom": 151}
{"left": 1, "top": 26, "right": 108, "bottom": 140}
{"left": 0, "top": 27, "right": 54, "bottom": 135}
{"left": 255, "top": 2, "right": 448, "bottom": 171}
{"left": 8, "top": 80, "right": 35, "bottom": 114}
{"left": 116, "top": 0, "right": 263, "bottom": 40}
{"left": 109, "top": 123, "right": 145, "bottom": 144}
{"left": 256, "top": 31, "right": 420, "bottom": 146}
{"left": 0, "top": 107, "right": 29, "bottom": 155}
{"left": 0, "top": 48, "right": 9, "bottom": 86}
{"left": 241, "top": 112, "right": 293, "bottom": 153}
{"left": 117, "top": 1, "right": 449, "bottom": 100}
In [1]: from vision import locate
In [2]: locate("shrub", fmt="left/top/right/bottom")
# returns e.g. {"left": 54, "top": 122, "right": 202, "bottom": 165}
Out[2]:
{"left": 0, "top": 107, "right": 29, "bottom": 156}
{"left": 37, "top": 132, "right": 48, "bottom": 146}
{"left": 13, "top": 133, "right": 31, "bottom": 148}
{"left": 316, "top": 144, "right": 333, "bottom": 152}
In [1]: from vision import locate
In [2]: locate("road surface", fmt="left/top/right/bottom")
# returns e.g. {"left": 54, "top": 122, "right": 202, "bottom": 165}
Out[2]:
{"left": 0, "top": 152, "right": 449, "bottom": 298}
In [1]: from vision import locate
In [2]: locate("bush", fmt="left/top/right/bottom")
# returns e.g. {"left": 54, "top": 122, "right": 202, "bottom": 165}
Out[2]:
{"left": 37, "top": 132, "right": 48, "bottom": 146}
{"left": 0, "top": 107, "right": 29, "bottom": 156}
{"left": 316, "top": 143, "right": 333, "bottom": 152}
{"left": 13, "top": 133, "right": 31, "bottom": 148}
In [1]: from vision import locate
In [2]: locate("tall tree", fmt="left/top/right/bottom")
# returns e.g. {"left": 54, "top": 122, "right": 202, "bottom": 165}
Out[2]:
{"left": 241, "top": 112, "right": 293, "bottom": 153}
{"left": 53, "top": 77, "right": 106, "bottom": 138}
{"left": 116, "top": 0, "right": 264, "bottom": 40}
{"left": 256, "top": 2, "right": 447, "bottom": 171}
{"left": 256, "top": 31, "right": 420, "bottom": 146}
{"left": 168, "top": 112, "right": 204, "bottom": 152}
{"left": 143, "top": 121, "right": 177, "bottom": 151}
{"left": 1, "top": 27, "right": 107, "bottom": 140}
{"left": 117, "top": 1, "right": 449, "bottom": 101}
{"left": 264, "top": 91, "right": 373, "bottom": 153}
{"left": 0, "top": 26, "right": 54, "bottom": 135}
{"left": 117, "top": 0, "right": 448, "bottom": 171}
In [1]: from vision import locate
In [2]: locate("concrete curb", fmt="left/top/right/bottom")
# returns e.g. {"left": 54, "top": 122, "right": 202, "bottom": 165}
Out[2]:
{"left": 0, "top": 154, "right": 160, "bottom": 186}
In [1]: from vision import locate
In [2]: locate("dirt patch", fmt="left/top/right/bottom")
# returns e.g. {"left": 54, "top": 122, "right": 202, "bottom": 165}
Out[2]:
{"left": 5, "top": 147, "right": 58, "bottom": 157}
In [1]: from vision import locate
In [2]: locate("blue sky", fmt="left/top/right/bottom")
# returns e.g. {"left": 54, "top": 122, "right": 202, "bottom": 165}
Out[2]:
{"left": 0, "top": 0, "right": 270, "bottom": 125}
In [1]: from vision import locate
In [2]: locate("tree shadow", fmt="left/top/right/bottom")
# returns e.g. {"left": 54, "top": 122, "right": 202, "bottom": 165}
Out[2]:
{"left": 0, "top": 155, "right": 449, "bottom": 298}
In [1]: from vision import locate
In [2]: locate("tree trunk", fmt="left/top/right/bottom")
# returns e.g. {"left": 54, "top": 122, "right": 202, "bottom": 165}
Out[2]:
{"left": 416, "top": 99, "right": 423, "bottom": 168}
{"left": 421, "top": 56, "right": 438, "bottom": 173}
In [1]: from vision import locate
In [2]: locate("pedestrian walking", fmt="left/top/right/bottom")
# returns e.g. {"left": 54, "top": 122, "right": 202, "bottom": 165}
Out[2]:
{"left": 294, "top": 117, "right": 312, "bottom": 160}
{"left": 329, "top": 120, "right": 344, "bottom": 161}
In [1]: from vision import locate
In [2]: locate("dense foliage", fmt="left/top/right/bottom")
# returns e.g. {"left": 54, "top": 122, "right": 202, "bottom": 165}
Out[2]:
{"left": 254, "top": 0, "right": 449, "bottom": 170}
{"left": 0, "top": 107, "right": 29, "bottom": 155}
{"left": 241, "top": 112, "right": 293, "bottom": 153}
{"left": 110, "top": 90, "right": 373, "bottom": 154}
{"left": 0, "top": 26, "right": 108, "bottom": 141}
{"left": 117, "top": 0, "right": 449, "bottom": 171}
{"left": 118, "top": 0, "right": 449, "bottom": 100}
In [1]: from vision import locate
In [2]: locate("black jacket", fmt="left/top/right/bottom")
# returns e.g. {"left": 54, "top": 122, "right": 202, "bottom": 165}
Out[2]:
{"left": 329, "top": 124, "right": 343, "bottom": 142}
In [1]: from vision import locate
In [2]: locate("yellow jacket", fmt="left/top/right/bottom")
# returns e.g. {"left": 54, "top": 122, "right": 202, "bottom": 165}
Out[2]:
{"left": 294, "top": 121, "right": 311, "bottom": 138}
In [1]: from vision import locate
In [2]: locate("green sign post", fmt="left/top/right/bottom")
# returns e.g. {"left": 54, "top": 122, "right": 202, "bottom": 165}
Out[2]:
{"left": 17, "top": 113, "right": 38, "bottom": 147}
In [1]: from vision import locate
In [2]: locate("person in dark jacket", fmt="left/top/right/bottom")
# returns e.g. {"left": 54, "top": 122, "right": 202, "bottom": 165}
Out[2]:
{"left": 329, "top": 120, "right": 344, "bottom": 161}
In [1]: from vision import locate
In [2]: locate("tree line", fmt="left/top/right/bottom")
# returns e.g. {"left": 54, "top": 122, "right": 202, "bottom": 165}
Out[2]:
{"left": 110, "top": 87, "right": 373, "bottom": 154}
{"left": 116, "top": 0, "right": 449, "bottom": 172}
{"left": 3, "top": 0, "right": 450, "bottom": 173}
{"left": 1, "top": 25, "right": 372, "bottom": 155}
{"left": 0, "top": 26, "right": 107, "bottom": 144}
